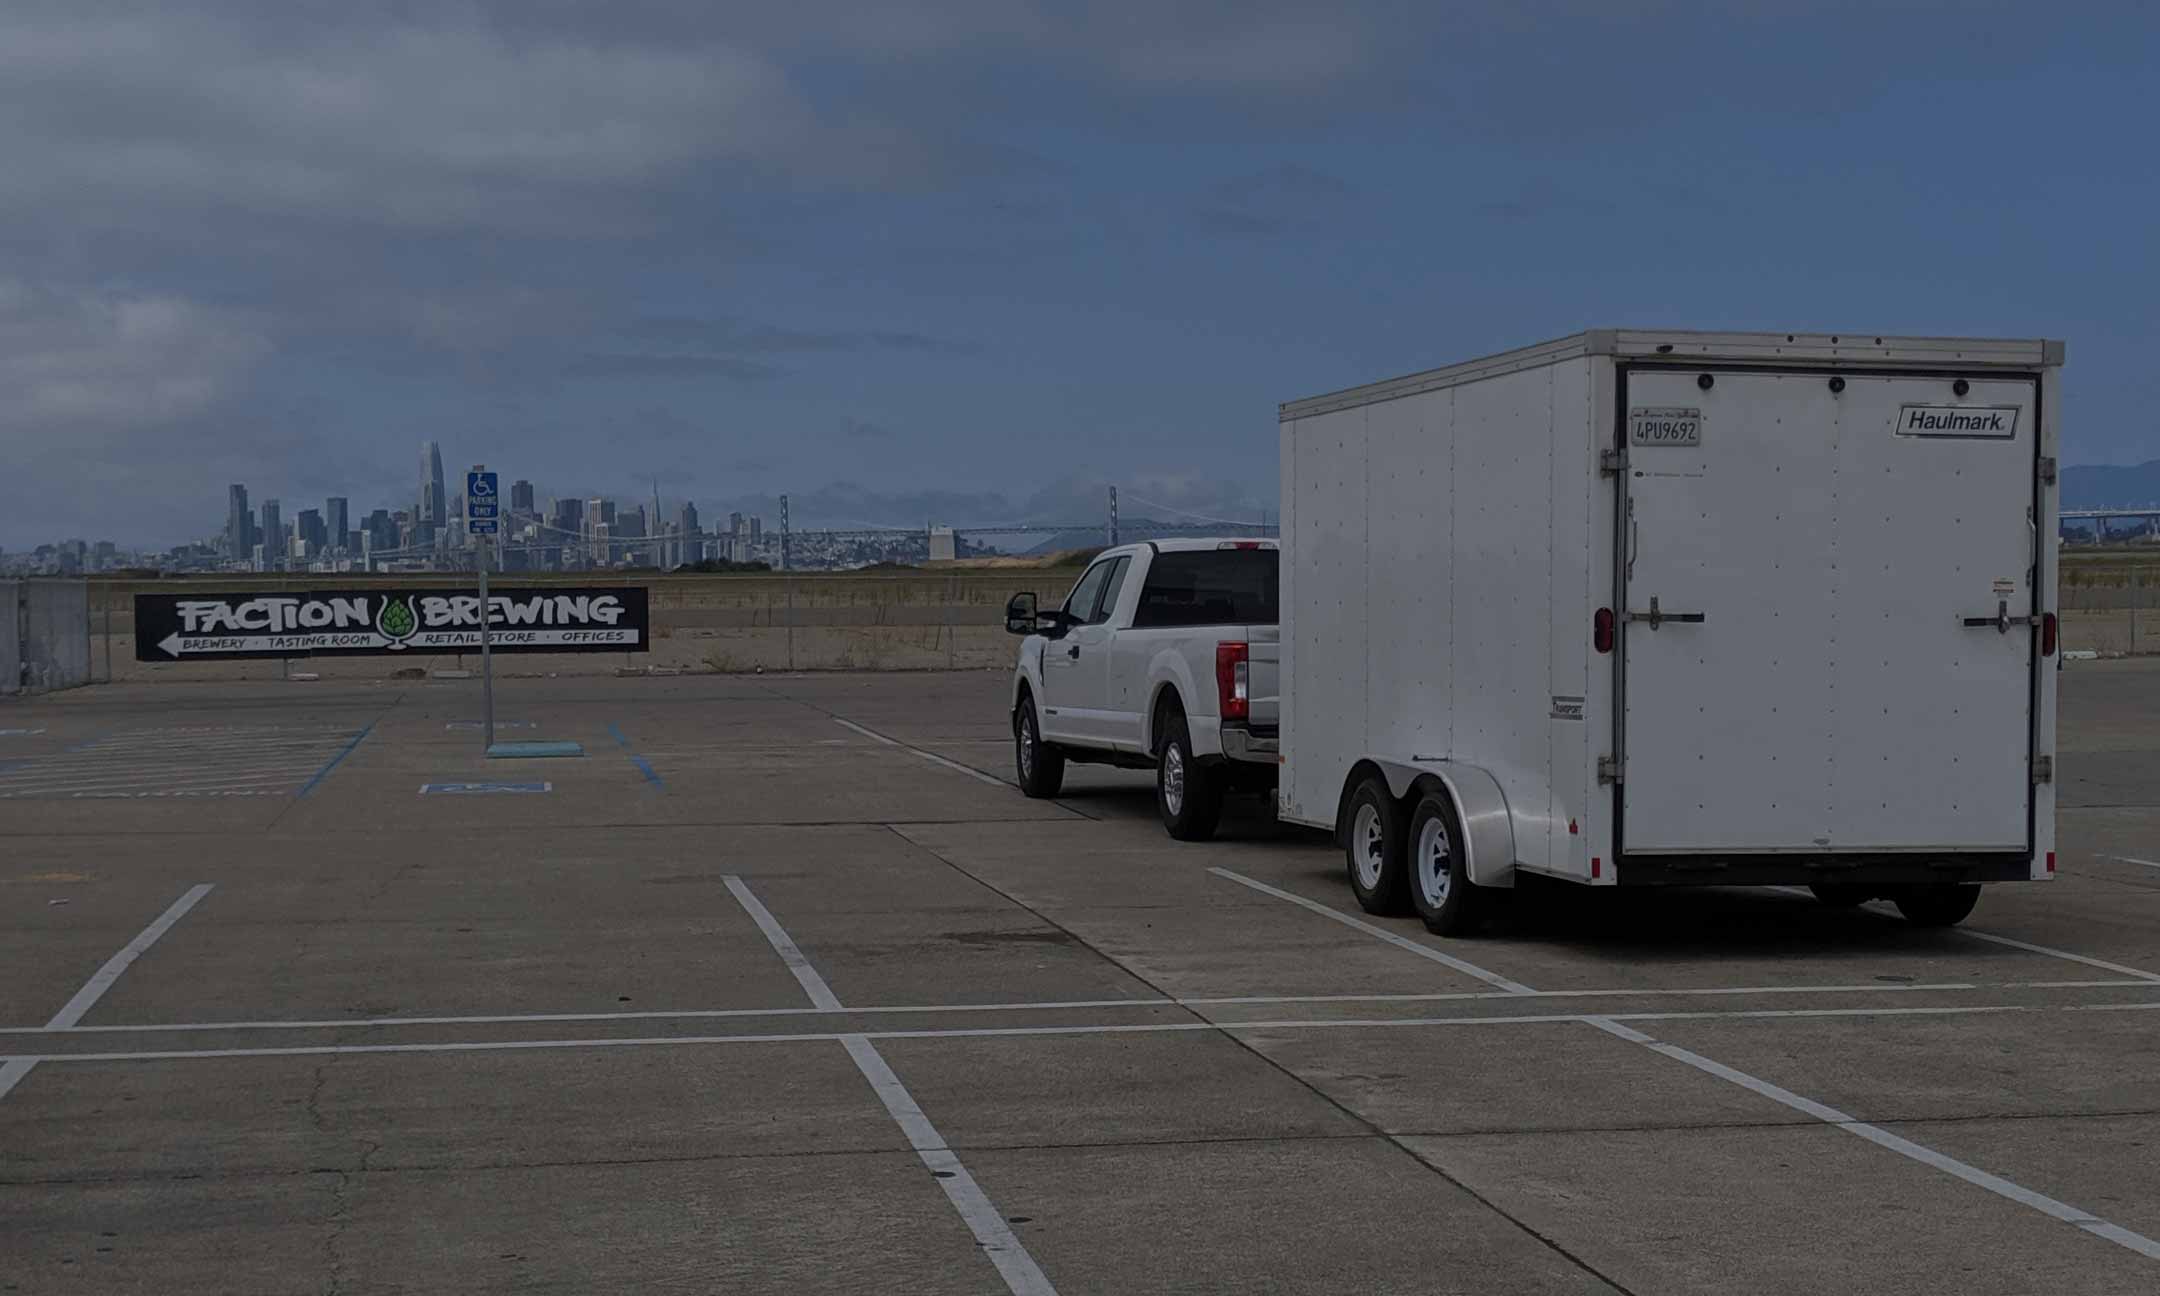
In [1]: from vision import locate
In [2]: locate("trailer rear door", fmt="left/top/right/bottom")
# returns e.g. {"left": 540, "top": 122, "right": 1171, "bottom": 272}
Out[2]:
{"left": 1618, "top": 369, "right": 2038, "bottom": 855}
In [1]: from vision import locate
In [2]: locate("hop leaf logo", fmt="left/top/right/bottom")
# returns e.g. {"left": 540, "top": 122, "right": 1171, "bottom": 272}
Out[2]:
{"left": 376, "top": 596, "right": 418, "bottom": 644}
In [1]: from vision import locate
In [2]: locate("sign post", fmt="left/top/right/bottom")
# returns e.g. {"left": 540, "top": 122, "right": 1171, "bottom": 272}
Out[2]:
{"left": 468, "top": 468, "right": 500, "bottom": 750}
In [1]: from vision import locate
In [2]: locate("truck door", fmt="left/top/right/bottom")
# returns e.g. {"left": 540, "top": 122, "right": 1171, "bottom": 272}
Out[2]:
{"left": 1617, "top": 369, "right": 2038, "bottom": 856}
{"left": 1040, "top": 555, "right": 1128, "bottom": 744}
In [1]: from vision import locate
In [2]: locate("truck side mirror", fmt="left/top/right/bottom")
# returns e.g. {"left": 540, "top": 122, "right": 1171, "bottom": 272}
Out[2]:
{"left": 1005, "top": 592, "right": 1040, "bottom": 636}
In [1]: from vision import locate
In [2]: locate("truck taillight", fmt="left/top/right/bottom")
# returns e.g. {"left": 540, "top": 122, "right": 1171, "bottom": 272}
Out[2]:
{"left": 1216, "top": 642, "right": 1249, "bottom": 721}
{"left": 1594, "top": 607, "right": 1615, "bottom": 654}
{"left": 2042, "top": 612, "right": 2057, "bottom": 657}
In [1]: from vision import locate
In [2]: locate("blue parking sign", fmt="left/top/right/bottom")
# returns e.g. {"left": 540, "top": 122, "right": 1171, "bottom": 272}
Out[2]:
{"left": 467, "top": 470, "right": 499, "bottom": 534}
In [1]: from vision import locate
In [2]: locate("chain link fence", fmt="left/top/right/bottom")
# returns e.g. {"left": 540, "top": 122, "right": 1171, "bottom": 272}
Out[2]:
{"left": 2059, "top": 564, "right": 2159, "bottom": 656}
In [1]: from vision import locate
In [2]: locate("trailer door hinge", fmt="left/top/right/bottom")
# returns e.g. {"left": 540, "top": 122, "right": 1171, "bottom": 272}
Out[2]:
{"left": 2033, "top": 755, "right": 2053, "bottom": 785}
{"left": 2038, "top": 456, "right": 2057, "bottom": 485}
{"left": 1597, "top": 755, "right": 1622, "bottom": 785}
{"left": 1599, "top": 449, "right": 1625, "bottom": 476}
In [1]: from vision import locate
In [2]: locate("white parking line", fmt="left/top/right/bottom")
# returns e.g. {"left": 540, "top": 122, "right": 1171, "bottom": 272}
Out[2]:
{"left": 16, "top": 999, "right": 2138, "bottom": 1066}
{"left": 722, "top": 877, "right": 842, "bottom": 1010}
{"left": 1585, "top": 1017, "right": 2160, "bottom": 1261}
{"left": 2107, "top": 855, "right": 2160, "bottom": 871}
{"left": 1957, "top": 931, "right": 2160, "bottom": 985}
{"left": 33, "top": 978, "right": 2123, "bottom": 1038}
{"left": 1209, "top": 868, "right": 1537, "bottom": 994}
{"left": 1226, "top": 867, "right": 2160, "bottom": 1264}
{"left": 723, "top": 875, "right": 1055, "bottom": 1296}
{"left": 1771, "top": 886, "right": 2160, "bottom": 985}
{"left": 832, "top": 718, "right": 1010, "bottom": 788}
{"left": 0, "top": 884, "right": 214, "bottom": 1102}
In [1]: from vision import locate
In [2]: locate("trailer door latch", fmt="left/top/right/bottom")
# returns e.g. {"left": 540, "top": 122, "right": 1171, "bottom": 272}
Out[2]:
{"left": 1961, "top": 600, "right": 2041, "bottom": 635}
{"left": 2033, "top": 755, "right": 2053, "bottom": 784}
{"left": 1597, "top": 755, "right": 1622, "bottom": 785}
{"left": 1623, "top": 596, "right": 1706, "bottom": 630}
{"left": 1599, "top": 448, "right": 1625, "bottom": 476}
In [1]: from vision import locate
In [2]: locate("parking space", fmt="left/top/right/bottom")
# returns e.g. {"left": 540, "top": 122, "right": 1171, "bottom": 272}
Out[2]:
{"left": 3, "top": 662, "right": 2160, "bottom": 1292}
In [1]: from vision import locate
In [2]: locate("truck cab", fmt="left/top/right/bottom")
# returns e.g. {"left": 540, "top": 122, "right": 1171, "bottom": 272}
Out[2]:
{"left": 1006, "top": 540, "right": 1279, "bottom": 839}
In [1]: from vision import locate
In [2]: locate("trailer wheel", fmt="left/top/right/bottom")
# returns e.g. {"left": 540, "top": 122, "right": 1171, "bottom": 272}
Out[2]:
{"left": 1014, "top": 695, "right": 1065, "bottom": 798}
{"left": 1893, "top": 883, "right": 1982, "bottom": 928}
{"left": 1343, "top": 777, "right": 1410, "bottom": 915}
{"left": 1407, "top": 791, "right": 1482, "bottom": 935}
{"left": 1808, "top": 884, "right": 1871, "bottom": 909}
{"left": 1157, "top": 712, "right": 1224, "bottom": 841}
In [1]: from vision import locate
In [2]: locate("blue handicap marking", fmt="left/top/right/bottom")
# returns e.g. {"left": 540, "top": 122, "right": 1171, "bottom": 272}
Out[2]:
{"left": 419, "top": 781, "right": 552, "bottom": 795}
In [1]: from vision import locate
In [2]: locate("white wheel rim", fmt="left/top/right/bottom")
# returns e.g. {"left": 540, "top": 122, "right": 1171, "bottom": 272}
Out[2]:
{"left": 1018, "top": 712, "right": 1035, "bottom": 779}
{"left": 1163, "top": 742, "right": 1185, "bottom": 814}
{"left": 1352, "top": 803, "right": 1384, "bottom": 889}
{"left": 1417, "top": 817, "right": 1452, "bottom": 908}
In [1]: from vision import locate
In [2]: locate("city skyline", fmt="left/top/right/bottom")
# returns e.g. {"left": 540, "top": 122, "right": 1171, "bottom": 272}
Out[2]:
{"left": 7, "top": 7, "right": 2155, "bottom": 556}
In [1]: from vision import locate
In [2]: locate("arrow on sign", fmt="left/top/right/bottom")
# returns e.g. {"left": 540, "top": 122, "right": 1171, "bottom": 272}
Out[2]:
{"left": 155, "top": 633, "right": 366, "bottom": 657}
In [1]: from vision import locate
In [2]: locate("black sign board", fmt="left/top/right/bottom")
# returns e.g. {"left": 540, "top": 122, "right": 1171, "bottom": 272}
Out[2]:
{"left": 135, "top": 587, "right": 650, "bottom": 662}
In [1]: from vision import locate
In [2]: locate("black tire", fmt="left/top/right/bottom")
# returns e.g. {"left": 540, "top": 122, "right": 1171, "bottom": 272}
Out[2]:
{"left": 1809, "top": 883, "right": 1871, "bottom": 909}
{"left": 1156, "top": 712, "right": 1224, "bottom": 841}
{"left": 1893, "top": 883, "right": 1982, "bottom": 928}
{"left": 1013, "top": 695, "right": 1064, "bottom": 798}
{"left": 1343, "top": 777, "right": 1410, "bottom": 915}
{"left": 1406, "top": 791, "right": 1482, "bottom": 936}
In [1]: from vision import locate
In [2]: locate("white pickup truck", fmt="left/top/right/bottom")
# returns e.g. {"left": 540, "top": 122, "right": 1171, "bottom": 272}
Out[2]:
{"left": 1005, "top": 540, "right": 1280, "bottom": 839}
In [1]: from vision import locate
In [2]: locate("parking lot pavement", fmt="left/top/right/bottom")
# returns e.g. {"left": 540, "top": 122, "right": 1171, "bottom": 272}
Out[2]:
{"left": 3, "top": 662, "right": 2160, "bottom": 1293}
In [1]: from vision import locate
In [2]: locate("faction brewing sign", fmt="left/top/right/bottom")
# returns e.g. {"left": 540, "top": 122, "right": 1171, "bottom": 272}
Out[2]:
{"left": 135, "top": 587, "right": 649, "bottom": 661}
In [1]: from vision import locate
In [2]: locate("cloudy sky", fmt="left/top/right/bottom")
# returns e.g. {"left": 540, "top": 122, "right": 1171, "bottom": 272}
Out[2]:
{"left": 3, "top": 1, "right": 2155, "bottom": 548}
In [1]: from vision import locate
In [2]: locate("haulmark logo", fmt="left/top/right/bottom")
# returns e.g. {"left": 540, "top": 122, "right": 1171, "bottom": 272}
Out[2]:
{"left": 1897, "top": 404, "right": 2020, "bottom": 439}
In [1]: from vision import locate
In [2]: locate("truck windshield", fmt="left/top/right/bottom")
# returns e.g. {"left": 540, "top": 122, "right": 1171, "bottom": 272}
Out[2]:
{"left": 1132, "top": 549, "right": 1279, "bottom": 628}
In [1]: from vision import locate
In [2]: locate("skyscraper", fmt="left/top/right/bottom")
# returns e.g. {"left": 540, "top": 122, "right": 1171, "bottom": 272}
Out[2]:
{"left": 420, "top": 442, "right": 447, "bottom": 526}
{"left": 510, "top": 480, "right": 535, "bottom": 516}
{"left": 325, "top": 497, "right": 348, "bottom": 549}
{"left": 296, "top": 508, "right": 326, "bottom": 554}
{"left": 227, "top": 484, "right": 251, "bottom": 561}
{"left": 259, "top": 499, "right": 283, "bottom": 570}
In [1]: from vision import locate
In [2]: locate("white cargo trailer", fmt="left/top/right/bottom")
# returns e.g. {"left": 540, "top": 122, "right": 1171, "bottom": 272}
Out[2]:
{"left": 1279, "top": 331, "right": 2060, "bottom": 933}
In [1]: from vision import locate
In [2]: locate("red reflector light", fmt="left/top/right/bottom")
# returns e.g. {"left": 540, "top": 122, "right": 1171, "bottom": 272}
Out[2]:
{"left": 1568, "top": 818, "right": 1579, "bottom": 835}
{"left": 1216, "top": 642, "right": 1250, "bottom": 721}
{"left": 2046, "top": 851, "right": 2056, "bottom": 874}
{"left": 2042, "top": 612, "right": 2057, "bottom": 657}
{"left": 1216, "top": 541, "right": 1266, "bottom": 550}
{"left": 1591, "top": 857, "right": 1602, "bottom": 879}
{"left": 1593, "top": 608, "right": 1615, "bottom": 654}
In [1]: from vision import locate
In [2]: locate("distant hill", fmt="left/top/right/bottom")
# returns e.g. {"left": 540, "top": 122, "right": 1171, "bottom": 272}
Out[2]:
{"left": 2064, "top": 461, "right": 2160, "bottom": 510}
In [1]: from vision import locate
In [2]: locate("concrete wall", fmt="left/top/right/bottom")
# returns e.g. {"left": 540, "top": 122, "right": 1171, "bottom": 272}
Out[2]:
{"left": 91, "top": 568, "right": 1084, "bottom": 682}
{"left": 10, "top": 579, "right": 92, "bottom": 693}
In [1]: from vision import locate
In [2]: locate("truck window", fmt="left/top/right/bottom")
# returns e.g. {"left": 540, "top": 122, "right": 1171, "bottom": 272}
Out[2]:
{"left": 1060, "top": 559, "right": 1116, "bottom": 621}
{"left": 1087, "top": 556, "right": 1131, "bottom": 625}
{"left": 1132, "top": 549, "right": 1279, "bottom": 628}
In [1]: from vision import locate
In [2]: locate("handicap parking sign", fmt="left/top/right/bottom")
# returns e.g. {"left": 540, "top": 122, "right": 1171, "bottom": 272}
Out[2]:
{"left": 467, "top": 470, "right": 499, "bottom": 534}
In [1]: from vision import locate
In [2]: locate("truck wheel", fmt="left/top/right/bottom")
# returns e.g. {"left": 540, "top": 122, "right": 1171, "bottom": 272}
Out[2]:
{"left": 1157, "top": 713, "right": 1223, "bottom": 841}
{"left": 1343, "top": 777, "right": 1410, "bottom": 915}
{"left": 1809, "top": 883, "right": 1871, "bottom": 909}
{"left": 1407, "top": 791, "right": 1482, "bottom": 936}
{"left": 1014, "top": 696, "right": 1064, "bottom": 798}
{"left": 1893, "top": 883, "right": 1982, "bottom": 928}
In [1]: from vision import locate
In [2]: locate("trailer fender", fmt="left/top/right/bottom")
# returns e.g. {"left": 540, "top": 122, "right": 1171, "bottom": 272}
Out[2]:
{"left": 1368, "top": 759, "right": 1517, "bottom": 889}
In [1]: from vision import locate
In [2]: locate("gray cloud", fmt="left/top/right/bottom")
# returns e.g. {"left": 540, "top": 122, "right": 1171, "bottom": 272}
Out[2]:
{"left": 1193, "top": 163, "right": 1356, "bottom": 236}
